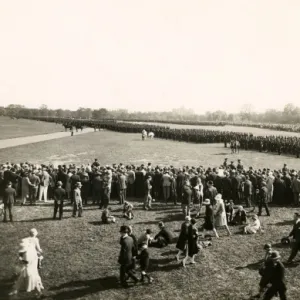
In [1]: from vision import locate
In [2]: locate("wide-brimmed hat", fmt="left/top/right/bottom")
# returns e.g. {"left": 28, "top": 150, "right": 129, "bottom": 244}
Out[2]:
{"left": 185, "top": 216, "right": 191, "bottom": 221}
{"left": 30, "top": 228, "right": 38, "bottom": 236}
{"left": 215, "top": 194, "right": 222, "bottom": 201}
{"left": 57, "top": 181, "right": 63, "bottom": 186}
{"left": 263, "top": 243, "right": 272, "bottom": 250}
{"left": 203, "top": 199, "right": 211, "bottom": 205}
{"left": 76, "top": 182, "right": 82, "bottom": 187}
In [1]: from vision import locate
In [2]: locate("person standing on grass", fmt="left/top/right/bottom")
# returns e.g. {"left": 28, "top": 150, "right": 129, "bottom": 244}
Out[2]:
{"left": 182, "top": 218, "right": 200, "bottom": 267}
{"left": 118, "top": 169, "right": 127, "bottom": 205}
{"left": 21, "top": 172, "right": 34, "bottom": 205}
{"left": 28, "top": 170, "right": 40, "bottom": 205}
{"left": 291, "top": 173, "right": 300, "bottom": 206}
{"left": 72, "top": 182, "right": 83, "bottom": 217}
{"left": 176, "top": 216, "right": 191, "bottom": 261}
{"left": 286, "top": 212, "right": 300, "bottom": 264}
{"left": 38, "top": 169, "right": 50, "bottom": 202}
{"left": 162, "top": 170, "right": 172, "bottom": 204}
{"left": 137, "top": 243, "right": 154, "bottom": 284}
{"left": 53, "top": 181, "right": 66, "bottom": 220}
{"left": 258, "top": 182, "right": 271, "bottom": 216}
{"left": 3, "top": 181, "right": 16, "bottom": 222}
{"left": 202, "top": 199, "right": 219, "bottom": 238}
{"left": 214, "top": 194, "right": 231, "bottom": 236}
{"left": 144, "top": 175, "right": 152, "bottom": 210}
{"left": 118, "top": 225, "right": 139, "bottom": 288}
{"left": 256, "top": 251, "right": 287, "bottom": 300}
{"left": 182, "top": 177, "right": 192, "bottom": 217}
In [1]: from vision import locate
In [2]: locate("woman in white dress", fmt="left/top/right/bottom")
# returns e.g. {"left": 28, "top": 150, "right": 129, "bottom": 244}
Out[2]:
{"left": 10, "top": 238, "right": 44, "bottom": 297}
{"left": 214, "top": 194, "right": 231, "bottom": 237}
{"left": 244, "top": 215, "right": 262, "bottom": 234}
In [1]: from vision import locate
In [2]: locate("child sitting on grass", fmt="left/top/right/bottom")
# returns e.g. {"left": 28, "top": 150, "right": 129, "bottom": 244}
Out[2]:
{"left": 101, "top": 208, "right": 116, "bottom": 224}
{"left": 123, "top": 201, "right": 134, "bottom": 220}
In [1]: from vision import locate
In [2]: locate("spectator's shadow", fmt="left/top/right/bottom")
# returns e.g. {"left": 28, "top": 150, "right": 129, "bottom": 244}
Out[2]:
{"left": 19, "top": 217, "right": 73, "bottom": 222}
{"left": 50, "top": 276, "right": 119, "bottom": 300}
{"left": 235, "top": 260, "right": 262, "bottom": 271}
{"left": 267, "top": 220, "right": 293, "bottom": 226}
{"left": 0, "top": 276, "right": 16, "bottom": 299}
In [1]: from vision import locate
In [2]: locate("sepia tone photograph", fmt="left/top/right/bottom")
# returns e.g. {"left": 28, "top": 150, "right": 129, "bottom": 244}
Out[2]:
{"left": 0, "top": 1, "right": 300, "bottom": 299}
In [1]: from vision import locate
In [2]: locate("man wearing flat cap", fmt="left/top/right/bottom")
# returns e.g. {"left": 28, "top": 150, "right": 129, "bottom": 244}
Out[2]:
{"left": 118, "top": 225, "right": 139, "bottom": 287}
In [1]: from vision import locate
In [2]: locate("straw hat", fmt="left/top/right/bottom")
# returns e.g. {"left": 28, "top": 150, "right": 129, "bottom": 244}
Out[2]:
{"left": 203, "top": 199, "right": 211, "bottom": 205}
{"left": 215, "top": 194, "right": 222, "bottom": 202}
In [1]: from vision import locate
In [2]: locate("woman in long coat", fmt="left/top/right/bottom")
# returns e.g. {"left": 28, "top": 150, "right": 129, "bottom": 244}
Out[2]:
{"left": 182, "top": 218, "right": 199, "bottom": 267}
{"left": 176, "top": 216, "right": 190, "bottom": 261}
{"left": 214, "top": 194, "right": 231, "bottom": 236}
{"left": 21, "top": 173, "right": 34, "bottom": 205}
{"left": 202, "top": 199, "right": 219, "bottom": 238}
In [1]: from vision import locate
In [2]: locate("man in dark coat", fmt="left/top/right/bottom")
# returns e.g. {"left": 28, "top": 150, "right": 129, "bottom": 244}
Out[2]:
{"left": 222, "top": 172, "right": 232, "bottom": 201}
{"left": 258, "top": 182, "right": 270, "bottom": 216}
{"left": 3, "top": 181, "right": 16, "bottom": 222}
{"left": 176, "top": 216, "right": 191, "bottom": 261}
{"left": 243, "top": 176, "right": 253, "bottom": 208}
{"left": 258, "top": 251, "right": 287, "bottom": 300}
{"left": 182, "top": 178, "right": 192, "bottom": 217}
{"left": 287, "top": 212, "right": 300, "bottom": 264}
{"left": 118, "top": 225, "right": 139, "bottom": 288}
{"left": 53, "top": 181, "right": 66, "bottom": 220}
{"left": 176, "top": 169, "right": 185, "bottom": 204}
{"left": 152, "top": 222, "right": 174, "bottom": 248}
{"left": 204, "top": 180, "right": 218, "bottom": 206}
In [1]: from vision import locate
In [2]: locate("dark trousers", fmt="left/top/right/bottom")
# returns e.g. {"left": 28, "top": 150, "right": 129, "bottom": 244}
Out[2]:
{"left": 263, "top": 285, "right": 287, "bottom": 300}
{"left": 244, "top": 195, "right": 252, "bottom": 208}
{"left": 127, "top": 183, "right": 134, "bottom": 197}
{"left": 258, "top": 203, "right": 270, "bottom": 216}
{"left": 29, "top": 187, "right": 38, "bottom": 204}
{"left": 120, "top": 264, "right": 138, "bottom": 285}
{"left": 288, "top": 241, "right": 300, "bottom": 262}
{"left": 119, "top": 189, "right": 126, "bottom": 204}
{"left": 53, "top": 201, "right": 64, "bottom": 219}
{"left": 92, "top": 189, "right": 102, "bottom": 205}
{"left": 100, "top": 188, "right": 110, "bottom": 209}
{"left": 3, "top": 203, "right": 13, "bottom": 222}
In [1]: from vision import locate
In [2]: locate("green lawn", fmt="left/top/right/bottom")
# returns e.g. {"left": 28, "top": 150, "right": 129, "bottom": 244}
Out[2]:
{"left": 0, "top": 116, "right": 63, "bottom": 140}
{"left": 1, "top": 131, "right": 300, "bottom": 300}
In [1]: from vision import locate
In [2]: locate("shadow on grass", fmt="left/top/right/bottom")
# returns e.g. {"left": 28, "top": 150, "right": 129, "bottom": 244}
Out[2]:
{"left": 88, "top": 221, "right": 103, "bottom": 226}
{"left": 50, "top": 276, "right": 119, "bottom": 300}
{"left": 267, "top": 220, "right": 293, "bottom": 226}
{"left": 271, "top": 242, "right": 291, "bottom": 249}
{"left": 160, "top": 250, "right": 178, "bottom": 257}
{"left": 0, "top": 276, "right": 15, "bottom": 299}
{"left": 149, "top": 263, "right": 180, "bottom": 273}
{"left": 18, "top": 217, "right": 58, "bottom": 222}
{"left": 150, "top": 257, "right": 176, "bottom": 265}
{"left": 235, "top": 260, "right": 262, "bottom": 271}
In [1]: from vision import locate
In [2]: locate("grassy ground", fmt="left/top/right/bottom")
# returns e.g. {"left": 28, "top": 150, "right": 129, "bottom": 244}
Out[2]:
{"left": 0, "top": 130, "right": 300, "bottom": 170}
{"left": 1, "top": 131, "right": 300, "bottom": 300}
{"left": 0, "top": 117, "right": 63, "bottom": 140}
{"left": 0, "top": 200, "right": 299, "bottom": 300}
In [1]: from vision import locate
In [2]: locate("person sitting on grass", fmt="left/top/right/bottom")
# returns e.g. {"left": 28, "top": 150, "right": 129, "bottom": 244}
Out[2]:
{"left": 137, "top": 242, "right": 154, "bottom": 284}
{"left": 231, "top": 205, "right": 247, "bottom": 225}
{"left": 244, "top": 215, "right": 262, "bottom": 234}
{"left": 150, "top": 222, "right": 173, "bottom": 248}
{"left": 138, "top": 229, "right": 153, "bottom": 247}
{"left": 101, "top": 208, "right": 116, "bottom": 224}
{"left": 123, "top": 201, "right": 134, "bottom": 220}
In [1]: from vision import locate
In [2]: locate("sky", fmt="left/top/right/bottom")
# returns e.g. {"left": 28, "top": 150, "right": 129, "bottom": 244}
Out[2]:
{"left": 0, "top": 0, "right": 299, "bottom": 114}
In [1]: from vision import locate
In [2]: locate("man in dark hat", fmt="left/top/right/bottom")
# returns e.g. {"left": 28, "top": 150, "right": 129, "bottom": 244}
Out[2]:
{"left": 118, "top": 225, "right": 139, "bottom": 288}
{"left": 286, "top": 212, "right": 300, "bottom": 264}
{"left": 257, "top": 251, "right": 287, "bottom": 300}
{"left": 53, "top": 181, "right": 66, "bottom": 220}
{"left": 258, "top": 181, "right": 270, "bottom": 216}
{"left": 3, "top": 181, "right": 16, "bottom": 222}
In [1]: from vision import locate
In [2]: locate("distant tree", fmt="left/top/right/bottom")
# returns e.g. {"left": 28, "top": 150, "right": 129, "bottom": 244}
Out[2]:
{"left": 76, "top": 107, "right": 93, "bottom": 119}
{"left": 92, "top": 108, "right": 110, "bottom": 119}
{"left": 240, "top": 103, "right": 254, "bottom": 121}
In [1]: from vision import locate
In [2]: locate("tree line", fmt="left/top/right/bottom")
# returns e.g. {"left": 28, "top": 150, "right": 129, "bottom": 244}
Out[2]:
{"left": 0, "top": 103, "right": 300, "bottom": 124}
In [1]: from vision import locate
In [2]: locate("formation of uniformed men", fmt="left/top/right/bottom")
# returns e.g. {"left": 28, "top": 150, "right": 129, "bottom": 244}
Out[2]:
{"left": 24, "top": 116, "right": 300, "bottom": 158}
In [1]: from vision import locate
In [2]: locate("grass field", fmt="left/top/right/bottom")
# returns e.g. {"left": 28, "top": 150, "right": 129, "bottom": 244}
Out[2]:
{"left": 1, "top": 130, "right": 300, "bottom": 300}
{"left": 0, "top": 117, "right": 63, "bottom": 140}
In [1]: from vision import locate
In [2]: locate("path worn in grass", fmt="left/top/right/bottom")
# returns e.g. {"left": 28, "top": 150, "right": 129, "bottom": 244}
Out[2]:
{"left": 0, "top": 116, "right": 63, "bottom": 140}
{"left": 0, "top": 128, "right": 95, "bottom": 150}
